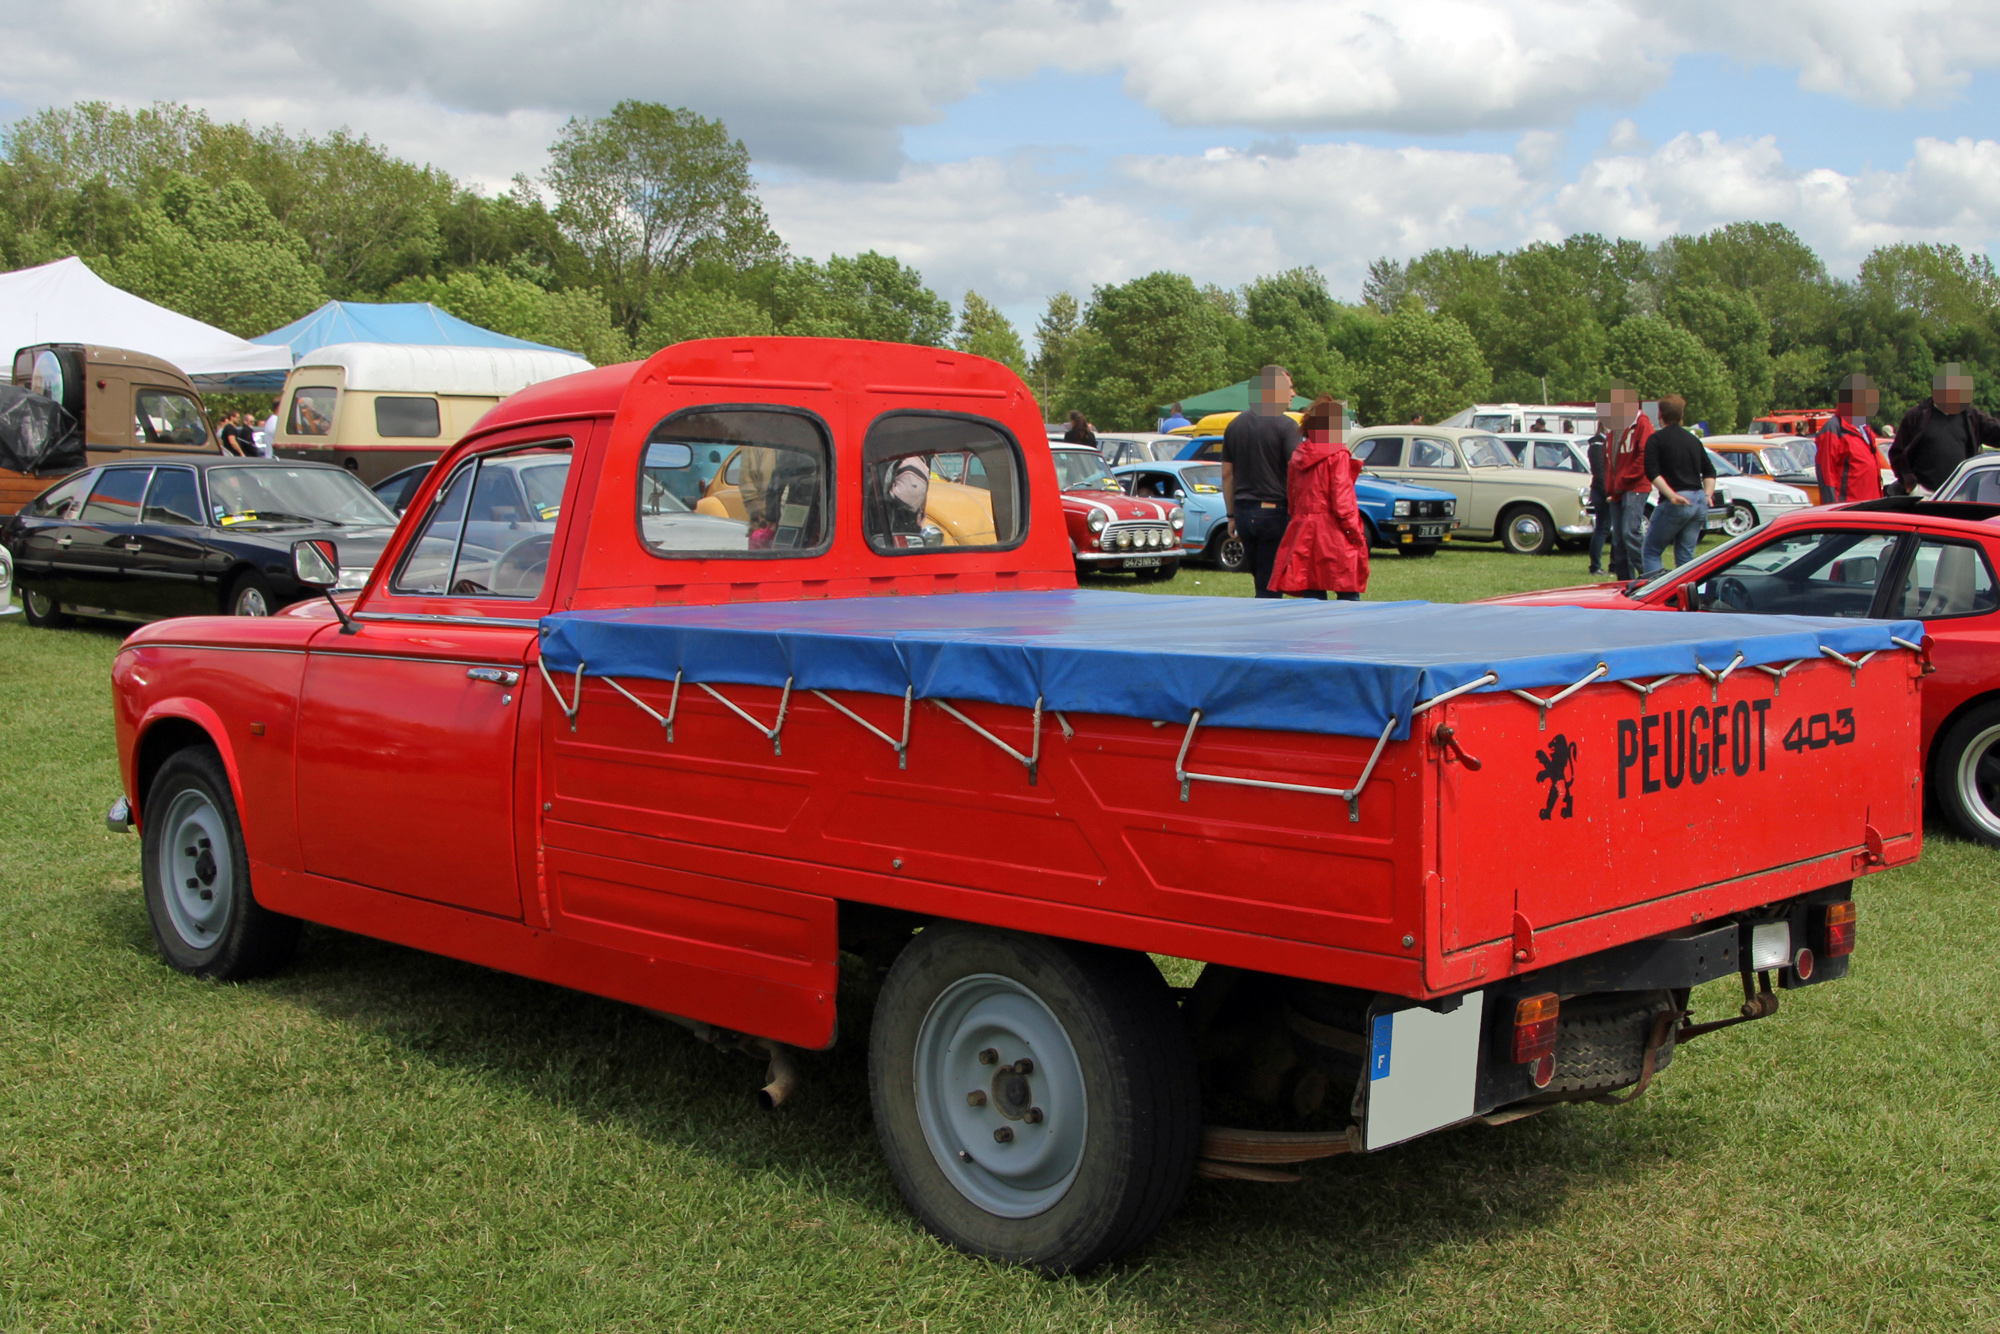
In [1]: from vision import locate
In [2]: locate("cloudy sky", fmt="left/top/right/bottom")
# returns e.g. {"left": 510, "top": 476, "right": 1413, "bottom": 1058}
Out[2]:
{"left": 5, "top": 0, "right": 1999, "bottom": 328}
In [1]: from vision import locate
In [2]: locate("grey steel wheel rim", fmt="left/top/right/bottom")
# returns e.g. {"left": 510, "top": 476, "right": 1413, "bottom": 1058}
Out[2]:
{"left": 912, "top": 972, "right": 1088, "bottom": 1219}
{"left": 26, "top": 589, "right": 55, "bottom": 618}
{"left": 1724, "top": 502, "right": 1756, "bottom": 537}
{"left": 157, "top": 787, "right": 234, "bottom": 949}
{"left": 1507, "top": 512, "right": 1546, "bottom": 552}
{"left": 1955, "top": 722, "right": 2000, "bottom": 840}
{"left": 234, "top": 584, "right": 270, "bottom": 616}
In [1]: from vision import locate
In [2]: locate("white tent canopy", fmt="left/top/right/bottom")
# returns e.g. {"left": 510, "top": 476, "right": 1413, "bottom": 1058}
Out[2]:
{"left": 0, "top": 256, "right": 293, "bottom": 385}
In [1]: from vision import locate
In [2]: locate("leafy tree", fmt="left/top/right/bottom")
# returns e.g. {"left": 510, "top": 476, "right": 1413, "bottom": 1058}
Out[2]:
{"left": 1858, "top": 243, "right": 2000, "bottom": 328}
{"left": 104, "top": 174, "right": 322, "bottom": 337}
{"left": 954, "top": 291, "right": 1028, "bottom": 374}
{"left": 1403, "top": 247, "right": 1506, "bottom": 353}
{"left": 1354, "top": 299, "right": 1490, "bottom": 425}
{"left": 545, "top": 101, "right": 781, "bottom": 334}
{"left": 1066, "top": 272, "right": 1231, "bottom": 430}
{"left": 275, "top": 130, "right": 452, "bottom": 297}
{"left": 1242, "top": 267, "right": 1351, "bottom": 399}
{"left": 1658, "top": 222, "right": 1834, "bottom": 361}
{"left": 388, "top": 266, "right": 631, "bottom": 365}
{"left": 1030, "top": 292, "right": 1082, "bottom": 406}
{"left": 1604, "top": 314, "right": 1736, "bottom": 429}
{"left": 1489, "top": 241, "right": 1608, "bottom": 404}
{"left": 1361, "top": 258, "right": 1408, "bottom": 314}
{"left": 769, "top": 252, "right": 951, "bottom": 345}
{"left": 636, "top": 285, "right": 775, "bottom": 352}
{"left": 1662, "top": 285, "right": 1773, "bottom": 429}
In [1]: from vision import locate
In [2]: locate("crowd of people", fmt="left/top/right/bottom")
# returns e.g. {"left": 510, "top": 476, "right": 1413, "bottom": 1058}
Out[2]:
{"left": 213, "top": 400, "right": 280, "bottom": 457}
{"left": 1218, "top": 366, "right": 1369, "bottom": 600}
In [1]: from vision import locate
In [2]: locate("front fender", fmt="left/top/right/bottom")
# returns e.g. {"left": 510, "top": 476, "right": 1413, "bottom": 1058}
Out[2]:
{"left": 123, "top": 695, "right": 243, "bottom": 833}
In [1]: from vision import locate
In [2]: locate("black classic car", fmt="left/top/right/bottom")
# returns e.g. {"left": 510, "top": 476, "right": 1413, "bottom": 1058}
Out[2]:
{"left": 4, "top": 457, "right": 397, "bottom": 626}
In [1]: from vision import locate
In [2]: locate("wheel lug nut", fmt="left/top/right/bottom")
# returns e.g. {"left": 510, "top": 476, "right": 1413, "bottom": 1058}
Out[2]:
{"left": 958, "top": 1150, "right": 972, "bottom": 1162}
{"left": 993, "top": 1126, "right": 1014, "bottom": 1143}
{"left": 1015, "top": 1058, "right": 1033, "bottom": 1075}
{"left": 966, "top": 1090, "right": 987, "bottom": 1107}
{"left": 1025, "top": 1107, "right": 1043, "bottom": 1124}
{"left": 978, "top": 1048, "right": 998, "bottom": 1065}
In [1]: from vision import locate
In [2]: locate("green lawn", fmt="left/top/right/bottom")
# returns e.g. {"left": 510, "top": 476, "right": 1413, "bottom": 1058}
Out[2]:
{"left": 1, "top": 554, "right": 1994, "bottom": 1332}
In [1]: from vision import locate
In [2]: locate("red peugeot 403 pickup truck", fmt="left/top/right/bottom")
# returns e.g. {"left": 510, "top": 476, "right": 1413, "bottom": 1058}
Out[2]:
{"left": 111, "top": 339, "right": 1926, "bottom": 1274}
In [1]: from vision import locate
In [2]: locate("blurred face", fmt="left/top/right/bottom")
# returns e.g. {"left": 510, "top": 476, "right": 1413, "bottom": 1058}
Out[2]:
{"left": 1596, "top": 387, "right": 1639, "bottom": 432}
{"left": 1257, "top": 369, "right": 1292, "bottom": 416}
{"left": 1840, "top": 378, "right": 1879, "bottom": 420}
{"left": 1936, "top": 372, "right": 1973, "bottom": 414}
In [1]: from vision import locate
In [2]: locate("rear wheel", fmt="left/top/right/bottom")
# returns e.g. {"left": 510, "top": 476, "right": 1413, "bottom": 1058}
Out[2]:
{"left": 1933, "top": 701, "right": 2000, "bottom": 846}
{"left": 868, "top": 923, "right": 1200, "bottom": 1274}
{"left": 141, "top": 747, "right": 299, "bottom": 978}
{"left": 1211, "top": 532, "right": 1247, "bottom": 572}
{"left": 1723, "top": 501, "right": 1759, "bottom": 538}
{"left": 228, "top": 573, "right": 275, "bottom": 617}
{"left": 1499, "top": 505, "right": 1557, "bottom": 555}
{"left": 22, "top": 586, "right": 71, "bottom": 628}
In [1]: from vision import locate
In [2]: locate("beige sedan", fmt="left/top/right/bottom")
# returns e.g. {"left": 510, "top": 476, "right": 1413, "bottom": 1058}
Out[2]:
{"left": 1349, "top": 426, "right": 1593, "bottom": 554}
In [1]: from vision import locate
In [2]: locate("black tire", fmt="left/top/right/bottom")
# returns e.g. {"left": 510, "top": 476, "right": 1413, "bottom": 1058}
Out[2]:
{"left": 1211, "top": 532, "right": 1248, "bottom": 572}
{"left": 1498, "top": 505, "right": 1557, "bottom": 555}
{"left": 1134, "top": 561, "right": 1179, "bottom": 583}
{"left": 1532, "top": 990, "right": 1677, "bottom": 1099}
{"left": 141, "top": 746, "right": 299, "bottom": 979}
{"left": 21, "top": 584, "right": 71, "bottom": 628}
{"left": 868, "top": 922, "right": 1200, "bottom": 1274}
{"left": 1931, "top": 700, "right": 2000, "bottom": 846}
{"left": 1397, "top": 543, "right": 1440, "bottom": 559}
{"left": 227, "top": 572, "right": 276, "bottom": 617}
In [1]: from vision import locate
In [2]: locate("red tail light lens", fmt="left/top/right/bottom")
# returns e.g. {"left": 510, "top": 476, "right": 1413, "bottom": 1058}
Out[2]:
{"left": 1511, "top": 992, "right": 1560, "bottom": 1064}
{"left": 1822, "top": 901, "right": 1856, "bottom": 958}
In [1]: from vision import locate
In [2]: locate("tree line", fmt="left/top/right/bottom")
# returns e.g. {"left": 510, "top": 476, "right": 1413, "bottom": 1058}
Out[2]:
{"left": 4, "top": 100, "right": 1995, "bottom": 432}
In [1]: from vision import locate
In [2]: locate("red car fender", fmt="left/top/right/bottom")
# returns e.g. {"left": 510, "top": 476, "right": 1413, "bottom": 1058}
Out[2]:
{"left": 128, "top": 697, "right": 241, "bottom": 832}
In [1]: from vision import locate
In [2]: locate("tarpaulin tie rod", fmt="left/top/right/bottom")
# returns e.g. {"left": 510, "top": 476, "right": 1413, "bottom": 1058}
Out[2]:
{"left": 604, "top": 670, "right": 682, "bottom": 742}
{"left": 1618, "top": 674, "right": 1681, "bottom": 714}
{"left": 1890, "top": 636, "right": 1923, "bottom": 653}
{"left": 1752, "top": 659, "right": 1805, "bottom": 696}
{"left": 1697, "top": 651, "right": 1746, "bottom": 702}
{"left": 1176, "top": 710, "right": 1398, "bottom": 823}
{"left": 1410, "top": 672, "right": 1499, "bottom": 717}
{"left": 1820, "top": 645, "right": 1876, "bottom": 686}
{"left": 699, "top": 677, "right": 794, "bottom": 755}
{"left": 1510, "top": 662, "right": 1609, "bottom": 731}
{"left": 537, "top": 656, "right": 586, "bottom": 732}
{"left": 811, "top": 686, "right": 912, "bottom": 768}
{"left": 933, "top": 697, "right": 1043, "bottom": 785}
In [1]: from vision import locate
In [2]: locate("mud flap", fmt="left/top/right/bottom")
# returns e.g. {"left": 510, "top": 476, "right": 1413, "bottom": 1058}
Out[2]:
{"left": 1361, "top": 992, "right": 1485, "bottom": 1151}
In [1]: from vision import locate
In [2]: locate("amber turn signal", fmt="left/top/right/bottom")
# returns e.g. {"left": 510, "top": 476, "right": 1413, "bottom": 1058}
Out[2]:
{"left": 1511, "top": 992, "right": 1561, "bottom": 1065}
{"left": 1821, "top": 900, "right": 1856, "bottom": 958}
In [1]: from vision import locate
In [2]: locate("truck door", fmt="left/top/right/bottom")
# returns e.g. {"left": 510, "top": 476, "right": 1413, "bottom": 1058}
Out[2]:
{"left": 295, "top": 430, "right": 584, "bottom": 918}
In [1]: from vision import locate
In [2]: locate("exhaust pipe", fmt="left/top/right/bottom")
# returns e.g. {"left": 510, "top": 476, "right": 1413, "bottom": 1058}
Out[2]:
{"left": 755, "top": 1038, "right": 800, "bottom": 1110}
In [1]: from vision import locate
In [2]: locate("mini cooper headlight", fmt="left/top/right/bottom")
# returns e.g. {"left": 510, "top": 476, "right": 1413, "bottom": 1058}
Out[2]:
{"left": 1168, "top": 506, "right": 1184, "bottom": 530}
{"left": 1086, "top": 510, "right": 1108, "bottom": 533}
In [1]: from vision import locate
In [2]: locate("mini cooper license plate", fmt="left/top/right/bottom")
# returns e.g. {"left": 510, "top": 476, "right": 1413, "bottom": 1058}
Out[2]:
{"left": 1122, "top": 557, "right": 1163, "bottom": 569}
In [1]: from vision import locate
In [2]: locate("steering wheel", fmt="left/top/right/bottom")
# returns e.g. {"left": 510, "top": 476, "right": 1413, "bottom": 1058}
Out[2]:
{"left": 1715, "top": 575, "right": 1753, "bottom": 611}
{"left": 492, "top": 533, "right": 554, "bottom": 595}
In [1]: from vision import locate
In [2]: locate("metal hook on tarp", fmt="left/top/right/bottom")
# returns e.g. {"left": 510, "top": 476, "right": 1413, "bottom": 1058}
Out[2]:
{"left": 1751, "top": 659, "right": 1804, "bottom": 696}
{"left": 537, "top": 656, "right": 585, "bottom": 732}
{"left": 699, "top": 677, "right": 794, "bottom": 754}
{"left": 812, "top": 685, "right": 913, "bottom": 768}
{"left": 1509, "top": 662, "right": 1609, "bottom": 731}
{"left": 1820, "top": 645, "right": 1875, "bottom": 687}
{"left": 1617, "top": 673, "right": 1681, "bottom": 714}
{"left": 1410, "top": 672, "right": 1499, "bottom": 718}
{"left": 1696, "top": 651, "right": 1746, "bottom": 703}
{"left": 604, "top": 670, "right": 682, "bottom": 742}
{"left": 932, "top": 696, "right": 1043, "bottom": 784}
{"left": 1175, "top": 710, "right": 1398, "bottom": 823}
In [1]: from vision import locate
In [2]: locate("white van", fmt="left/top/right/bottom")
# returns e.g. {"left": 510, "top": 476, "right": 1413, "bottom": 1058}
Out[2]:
{"left": 1442, "top": 403, "right": 1601, "bottom": 435}
{"left": 271, "top": 342, "right": 592, "bottom": 484}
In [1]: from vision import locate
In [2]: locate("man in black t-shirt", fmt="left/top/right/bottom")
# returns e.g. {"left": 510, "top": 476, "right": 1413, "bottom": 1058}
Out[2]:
{"left": 1890, "top": 364, "right": 2000, "bottom": 495}
{"left": 1639, "top": 394, "right": 1715, "bottom": 574}
{"left": 1220, "top": 364, "right": 1301, "bottom": 597}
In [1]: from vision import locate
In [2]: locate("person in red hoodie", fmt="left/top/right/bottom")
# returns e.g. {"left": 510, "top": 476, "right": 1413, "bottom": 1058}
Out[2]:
{"left": 1270, "top": 394, "right": 1368, "bottom": 600}
{"left": 1815, "top": 373, "right": 1885, "bottom": 504}
{"left": 1599, "top": 381, "right": 1653, "bottom": 580}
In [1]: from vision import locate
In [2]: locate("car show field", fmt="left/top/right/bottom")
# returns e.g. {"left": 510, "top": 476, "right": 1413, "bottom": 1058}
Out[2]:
{"left": 2, "top": 542, "right": 1994, "bottom": 1332}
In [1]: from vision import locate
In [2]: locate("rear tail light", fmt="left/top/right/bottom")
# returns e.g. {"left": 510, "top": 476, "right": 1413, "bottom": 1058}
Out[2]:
{"left": 1511, "top": 992, "right": 1560, "bottom": 1066}
{"left": 1821, "top": 901, "right": 1856, "bottom": 958}
{"left": 1749, "top": 921, "right": 1792, "bottom": 971}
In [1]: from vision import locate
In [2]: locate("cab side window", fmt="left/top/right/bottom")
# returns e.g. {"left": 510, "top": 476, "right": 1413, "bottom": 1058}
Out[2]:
{"left": 638, "top": 407, "right": 831, "bottom": 556}
{"left": 133, "top": 391, "right": 209, "bottom": 447}
{"left": 27, "top": 473, "right": 89, "bottom": 519}
{"left": 862, "top": 413, "right": 1024, "bottom": 553}
{"left": 391, "top": 444, "right": 572, "bottom": 598}
{"left": 142, "top": 468, "right": 204, "bottom": 526}
{"left": 288, "top": 388, "right": 336, "bottom": 436}
{"left": 81, "top": 467, "right": 151, "bottom": 523}
{"left": 1353, "top": 437, "right": 1403, "bottom": 466}
{"left": 1894, "top": 537, "right": 1998, "bottom": 619}
{"left": 1694, "top": 530, "right": 1900, "bottom": 618}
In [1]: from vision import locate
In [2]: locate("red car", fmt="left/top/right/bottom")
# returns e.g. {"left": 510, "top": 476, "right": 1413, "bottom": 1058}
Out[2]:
{"left": 1483, "top": 498, "right": 2000, "bottom": 844}
{"left": 1052, "top": 444, "right": 1182, "bottom": 579}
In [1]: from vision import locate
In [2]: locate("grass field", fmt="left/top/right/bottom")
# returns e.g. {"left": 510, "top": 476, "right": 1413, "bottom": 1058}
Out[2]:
{"left": 2, "top": 543, "right": 1995, "bottom": 1333}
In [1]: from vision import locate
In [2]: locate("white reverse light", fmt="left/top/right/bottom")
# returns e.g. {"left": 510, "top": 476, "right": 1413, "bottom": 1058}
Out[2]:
{"left": 1750, "top": 921, "right": 1792, "bottom": 971}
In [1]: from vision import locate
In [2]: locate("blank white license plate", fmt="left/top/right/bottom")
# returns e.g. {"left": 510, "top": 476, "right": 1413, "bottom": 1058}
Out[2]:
{"left": 1122, "top": 557, "right": 1163, "bottom": 569}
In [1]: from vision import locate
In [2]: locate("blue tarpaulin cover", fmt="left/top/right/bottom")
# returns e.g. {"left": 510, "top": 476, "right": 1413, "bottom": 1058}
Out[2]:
{"left": 255, "top": 301, "right": 580, "bottom": 360}
{"left": 538, "top": 592, "right": 1922, "bottom": 741}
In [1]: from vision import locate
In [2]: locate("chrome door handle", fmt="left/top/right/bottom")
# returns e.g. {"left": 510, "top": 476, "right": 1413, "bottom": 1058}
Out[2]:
{"left": 54, "top": 535, "right": 72, "bottom": 548}
{"left": 123, "top": 542, "right": 144, "bottom": 551}
{"left": 466, "top": 667, "right": 520, "bottom": 685}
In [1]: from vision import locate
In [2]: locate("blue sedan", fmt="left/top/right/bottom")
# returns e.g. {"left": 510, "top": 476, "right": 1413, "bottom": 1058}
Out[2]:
{"left": 1117, "top": 445, "right": 1462, "bottom": 566}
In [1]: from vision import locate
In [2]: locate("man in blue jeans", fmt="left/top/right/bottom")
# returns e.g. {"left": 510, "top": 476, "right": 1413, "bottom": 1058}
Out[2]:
{"left": 1640, "top": 394, "right": 1715, "bottom": 575}
{"left": 1220, "top": 365, "right": 1301, "bottom": 597}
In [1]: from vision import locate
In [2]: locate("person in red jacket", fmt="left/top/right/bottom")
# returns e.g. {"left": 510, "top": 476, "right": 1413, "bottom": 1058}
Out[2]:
{"left": 1599, "top": 381, "right": 1653, "bottom": 580}
{"left": 1815, "top": 373, "right": 1885, "bottom": 504}
{"left": 1271, "top": 395, "right": 1368, "bottom": 600}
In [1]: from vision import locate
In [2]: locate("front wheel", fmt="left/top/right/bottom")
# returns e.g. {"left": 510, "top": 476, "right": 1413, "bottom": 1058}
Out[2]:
{"left": 1933, "top": 701, "right": 2000, "bottom": 846}
{"left": 1398, "top": 543, "right": 1440, "bottom": 559}
{"left": 1723, "top": 501, "right": 1759, "bottom": 538}
{"left": 1499, "top": 505, "right": 1557, "bottom": 555}
{"left": 141, "top": 747, "right": 300, "bottom": 978}
{"left": 22, "top": 585, "right": 71, "bottom": 628}
{"left": 868, "top": 923, "right": 1200, "bottom": 1274}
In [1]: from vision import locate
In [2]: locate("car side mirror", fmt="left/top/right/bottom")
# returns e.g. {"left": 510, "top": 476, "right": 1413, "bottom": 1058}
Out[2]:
{"left": 292, "top": 538, "right": 338, "bottom": 588}
{"left": 1172, "top": 488, "right": 1186, "bottom": 499}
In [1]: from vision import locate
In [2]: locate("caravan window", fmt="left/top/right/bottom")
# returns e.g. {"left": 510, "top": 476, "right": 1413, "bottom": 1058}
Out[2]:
{"left": 288, "top": 387, "right": 336, "bottom": 436}
{"left": 375, "top": 396, "right": 442, "bottom": 438}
